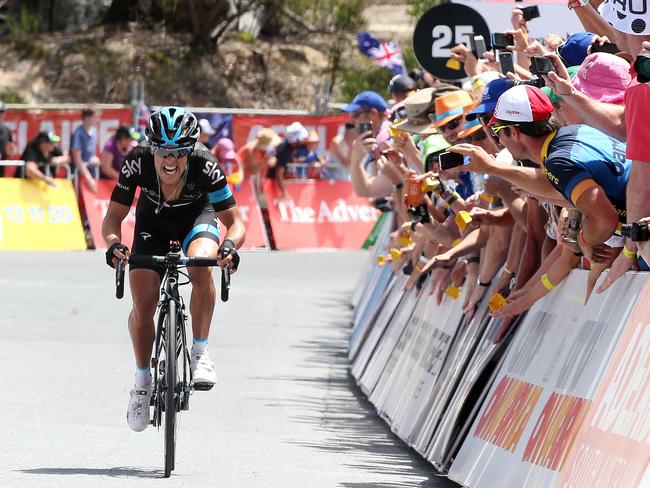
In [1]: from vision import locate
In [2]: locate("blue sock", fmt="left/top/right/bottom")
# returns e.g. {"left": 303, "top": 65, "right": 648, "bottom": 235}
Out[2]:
{"left": 192, "top": 336, "right": 208, "bottom": 355}
{"left": 135, "top": 363, "right": 151, "bottom": 387}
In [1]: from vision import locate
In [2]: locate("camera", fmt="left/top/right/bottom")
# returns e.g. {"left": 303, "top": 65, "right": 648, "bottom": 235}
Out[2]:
{"left": 407, "top": 203, "right": 431, "bottom": 224}
{"left": 521, "top": 5, "right": 540, "bottom": 21}
{"left": 621, "top": 221, "right": 650, "bottom": 242}
{"left": 590, "top": 41, "right": 620, "bottom": 55}
{"left": 491, "top": 33, "right": 514, "bottom": 49}
{"left": 530, "top": 56, "right": 555, "bottom": 76}
{"left": 634, "top": 52, "right": 650, "bottom": 83}
{"left": 470, "top": 35, "right": 487, "bottom": 59}
{"left": 358, "top": 121, "right": 373, "bottom": 137}
{"left": 439, "top": 151, "right": 465, "bottom": 171}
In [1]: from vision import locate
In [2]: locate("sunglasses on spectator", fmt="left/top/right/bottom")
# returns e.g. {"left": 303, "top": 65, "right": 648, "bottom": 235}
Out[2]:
{"left": 491, "top": 124, "right": 519, "bottom": 136}
{"left": 151, "top": 146, "right": 194, "bottom": 159}
{"left": 438, "top": 118, "right": 462, "bottom": 132}
{"left": 463, "top": 130, "right": 488, "bottom": 143}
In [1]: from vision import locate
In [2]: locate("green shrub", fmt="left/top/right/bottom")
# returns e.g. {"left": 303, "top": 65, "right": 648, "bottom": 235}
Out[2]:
{"left": 337, "top": 58, "right": 393, "bottom": 102}
{"left": 0, "top": 89, "right": 26, "bottom": 103}
{"left": 405, "top": 0, "right": 446, "bottom": 21}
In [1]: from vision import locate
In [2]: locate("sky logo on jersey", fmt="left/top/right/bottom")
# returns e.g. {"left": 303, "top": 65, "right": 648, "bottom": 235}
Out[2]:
{"left": 122, "top": 158, "right": 142, "bottom": 178}
{"left": 202, "top": 161, "right": 225, "bottom": 183}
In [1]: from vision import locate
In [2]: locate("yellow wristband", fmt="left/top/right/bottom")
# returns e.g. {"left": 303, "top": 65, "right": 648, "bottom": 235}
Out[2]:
{"left": 623, "top": 245, "right": 637, "bottom": 259}
{"left": 541, "top": 273, "right": 555, "bottom": 291}
{"left": 480, "top": 193, "right": 497, "bottom": 204}
{"left": 451, "top": 238, "right": 462, "bottom": 248}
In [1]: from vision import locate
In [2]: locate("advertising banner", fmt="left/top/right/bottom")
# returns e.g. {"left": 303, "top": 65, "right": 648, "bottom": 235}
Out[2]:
{"left": 448, "top": 270, "right": 647, "bottom": 488}
{"left": 263, "top": 179, "right": 379, "bottom": 249}
{"left": 82, "top": 180, "right": 269, "bottom": 250}
{"left": 557, "top": 275, "right": 650, "bottom": 488}
{"left": 231, "top": 114, "right": 349, "bottom": 155}
{"left": 0, "top": 179, "right": 86, "bottom": 251}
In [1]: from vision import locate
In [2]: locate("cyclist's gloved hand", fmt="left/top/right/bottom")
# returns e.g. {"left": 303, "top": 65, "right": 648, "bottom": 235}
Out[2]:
{"left": 218, "top": 239, "right": 240, "bottom": 271}
{"left": 106, "top": 242, "right": 129, "bottom": 269}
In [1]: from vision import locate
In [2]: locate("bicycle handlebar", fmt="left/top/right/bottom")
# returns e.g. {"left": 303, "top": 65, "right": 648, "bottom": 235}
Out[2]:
{"left": 114, "top": 254, "right": 232, "bottom": 302}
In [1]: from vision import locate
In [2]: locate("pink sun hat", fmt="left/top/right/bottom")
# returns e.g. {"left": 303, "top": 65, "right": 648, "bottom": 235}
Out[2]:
{"left": 572, "top": 52, "right": 631, "bottom": 105}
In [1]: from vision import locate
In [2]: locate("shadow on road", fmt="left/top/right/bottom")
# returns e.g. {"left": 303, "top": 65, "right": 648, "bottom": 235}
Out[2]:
{"left": 18, "top": 466, "right": 163, "bottom": 479}
{"left": 251, "top": 291, "right": 460, "bottom": 488}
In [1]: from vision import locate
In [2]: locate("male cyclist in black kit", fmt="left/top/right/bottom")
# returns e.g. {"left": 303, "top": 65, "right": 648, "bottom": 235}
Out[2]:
{"left": 102, "top": 107, "right": 246, "bottom": 432}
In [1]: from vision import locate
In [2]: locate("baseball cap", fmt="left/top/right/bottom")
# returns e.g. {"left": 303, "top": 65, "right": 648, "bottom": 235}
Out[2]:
{"left": 286, "top": 121, "right": 309, "bottom": 144}
{"left": 433, "top": 90, "right": 473, "bottom": 128}
{"left": 490, "top": 85, "right": 553, "bottom": 125}
{"left": 216, "top": 138, "right": 237, "bottom": 160}
{"left": 466, "top": 78, "right": 517, "bottom": 120}
{"left": 388, "top": 74, "right": 416, "bottom": 94}
{"left": 557, "top": 32, "right": 594, "bottom": 67}
{"left": 541, "top": 66, "right": 580, "bottom": 103}
{"left": 341, "top": 90, "right": 389, "bottom": 113}
{"left": 35, "top": 130, "right": 61, "bottom": 143}
{"left": 198, "top": 118, "right": 216, "bottom": 136}
{"left": 572, "top": 52, "right": 631, "bottom": 104}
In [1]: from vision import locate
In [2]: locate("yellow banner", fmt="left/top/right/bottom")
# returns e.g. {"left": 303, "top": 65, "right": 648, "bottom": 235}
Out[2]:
{"left": 0, "top": 179, "right": 87, "bottom": 250}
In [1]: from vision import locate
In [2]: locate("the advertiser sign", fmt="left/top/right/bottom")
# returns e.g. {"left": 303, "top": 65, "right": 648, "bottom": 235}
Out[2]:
{"left": 412, "top": 3, "right": 491, "bottom": 81}
{"left": 0, "top": 179, "right": 87, "bottom": 251}
{"left": 83, "top": 180, "right": 268, "bottom": 250}
{"left": 231, "top": 114, "right": 349, "bottom": 156}
{"left": 448, "top": 270, "right": 647, "bottom": 488}
{"left": 5, "top": 108, "right": 132, "bottom": 157}
{"left": 263, "top": 179, "right": 379, "bottom": 249}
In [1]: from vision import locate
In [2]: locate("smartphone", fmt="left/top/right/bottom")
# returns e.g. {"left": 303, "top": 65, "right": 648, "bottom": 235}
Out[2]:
{"left": 358, "top": 121, "right": 372, "bottom": 138}
{"left": 590, "top": 41, "right": 620, "bottom": 55}
{"left": 438, "top": 151, "right": 465, "bottom": 171}
{"left": 530, "top": 56, "right": 555, "bottom": 75}
{"left": 521, "top": 5, "right": 540, "bottom": 21}
{"left": 491, "top": 32, "right": 514, "bottom": 49}
{"left": 498, "top": 52, "right": 515, "bottom": 75}
{"left": 470, "top": 34, "right": 487, "bottom": 59}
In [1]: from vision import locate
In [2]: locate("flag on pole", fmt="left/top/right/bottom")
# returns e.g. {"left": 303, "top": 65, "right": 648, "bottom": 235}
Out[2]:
{"left": 357, "top": 32, "right": 405, "bottom": 75}
{"left": 137, "top": 103, "right": 151, "bottom": 131}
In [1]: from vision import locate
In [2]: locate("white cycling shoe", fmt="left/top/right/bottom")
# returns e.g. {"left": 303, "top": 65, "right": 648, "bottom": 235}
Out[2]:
{"left": 127, "top": 386, "right": 152, "bottom": 432}
{"left": 191, "top": 351, "right": 217, "bottom": 390}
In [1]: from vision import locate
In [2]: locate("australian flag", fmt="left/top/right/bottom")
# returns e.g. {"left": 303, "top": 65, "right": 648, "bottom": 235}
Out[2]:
{"left": 357, "top": 31, "right": 404, "bottom": 75}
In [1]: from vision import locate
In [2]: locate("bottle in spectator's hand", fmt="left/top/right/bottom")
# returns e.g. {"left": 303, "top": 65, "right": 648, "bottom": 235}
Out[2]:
{"left": 563, "top": 208, "right": 583, "bottom": 243}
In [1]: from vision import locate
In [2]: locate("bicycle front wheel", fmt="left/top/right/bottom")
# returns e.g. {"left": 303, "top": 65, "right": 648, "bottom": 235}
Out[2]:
{"left": 164, "top": 299, "right": 177, "bottom": 478}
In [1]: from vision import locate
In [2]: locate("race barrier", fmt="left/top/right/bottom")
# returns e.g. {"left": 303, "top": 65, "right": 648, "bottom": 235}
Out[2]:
{"left": 350, "top": 215, "right": 650, "bottom": 487}
{"left": 82, "top": 180, "right": 269, "bottom": 250}
{"left": 263, "top": 179, "right": 380, "bottom": 250}
{"left": 0, "top": 179, "right": 86, "bottom": 251}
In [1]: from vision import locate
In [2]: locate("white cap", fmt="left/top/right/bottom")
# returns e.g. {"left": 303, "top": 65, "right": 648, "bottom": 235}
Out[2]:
{"left": 199, "top": 118, "right": 216, "bottom": 136}
{"left": 286, "top": 121, "right": 308, "bottom": 144}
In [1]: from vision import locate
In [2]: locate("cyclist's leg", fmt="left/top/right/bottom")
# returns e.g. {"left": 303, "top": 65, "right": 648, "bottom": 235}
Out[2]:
{"left": 128, "top": 269, "right": 161, "bottom": 368}
{"left": 182, "top": 211, "right": 220, "bottom": 341}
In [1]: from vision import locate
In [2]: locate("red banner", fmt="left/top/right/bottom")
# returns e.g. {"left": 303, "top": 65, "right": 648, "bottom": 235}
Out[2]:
{"left": 231, "top": 114, "right": 349, "bottom": 154}
{"left": 263, "top": 179, "right": 379, "bottom": 249}
{"left": 82, "top": 180, "right": 268, "bottom": 250}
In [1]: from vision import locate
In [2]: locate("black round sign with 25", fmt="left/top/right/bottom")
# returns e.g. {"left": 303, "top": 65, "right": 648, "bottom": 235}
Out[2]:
{"left": 413, "top": 3, "right": 491, "bottom": 81}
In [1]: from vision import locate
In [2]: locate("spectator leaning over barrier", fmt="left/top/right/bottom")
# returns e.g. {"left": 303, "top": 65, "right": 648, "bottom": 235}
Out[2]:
{"left": 453, "top": 85, "right": 631, "bottom": 264}
{"left": 388, "top": 74, "right": 417, "bottom": 105}
{"left": 0, "top": 101, "right": 16, "bottom": 177}
{"left": 99, "top": 125, "right": 139, "bottom": 180}
{"left": 20, "top": 130, "right": 69, "bottom": 187}
{"left": 70, "top": 107, "right": 100, "bottom": 193}
{"left": 198, "top": 119, "right": 216, "bottom": 150}
{"left": 272, "top": 121, "right": 309, "bottom": 202}
{"left": 238, "top": 128, "right": 281, "bottom": 192}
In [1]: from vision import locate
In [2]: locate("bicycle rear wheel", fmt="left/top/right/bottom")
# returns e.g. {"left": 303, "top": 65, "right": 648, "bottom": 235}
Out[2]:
{"left": 164, "top": 299, "right": 177, "bottom": 478}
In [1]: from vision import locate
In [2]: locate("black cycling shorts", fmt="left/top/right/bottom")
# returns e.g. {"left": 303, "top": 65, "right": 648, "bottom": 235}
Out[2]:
{"left": 130, "top": 200, "right": 221, "bottom": 279}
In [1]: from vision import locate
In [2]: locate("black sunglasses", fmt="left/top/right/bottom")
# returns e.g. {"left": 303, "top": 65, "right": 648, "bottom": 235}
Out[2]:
{"left": 151, "top": 146, "right": 193, "bottom": 159}
{"left": 463, "top": 130, "right": 488, "bottom": 144}
{"left": 439, "top": 118, "right": 462, "bottom": 132}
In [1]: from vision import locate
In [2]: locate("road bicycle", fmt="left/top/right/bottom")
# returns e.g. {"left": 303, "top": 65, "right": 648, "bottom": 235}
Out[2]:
{"left": 115, "top": 241, "right": 234, "bottom": 477}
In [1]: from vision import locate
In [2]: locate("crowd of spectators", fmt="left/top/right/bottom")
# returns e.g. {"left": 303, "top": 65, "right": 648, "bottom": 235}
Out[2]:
{"left": 345, "top": 3, "right": 650, "bottom": 334}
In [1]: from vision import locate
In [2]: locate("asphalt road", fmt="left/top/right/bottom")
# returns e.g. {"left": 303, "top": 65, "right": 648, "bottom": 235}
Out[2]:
{"left": 0, "top": 250, "right": 460, "bottom": 488}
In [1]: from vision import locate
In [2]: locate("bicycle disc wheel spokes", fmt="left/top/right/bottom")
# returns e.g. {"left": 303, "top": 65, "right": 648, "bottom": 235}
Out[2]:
{"left": 164, "top": 300, "right": 177, "bottom": 478}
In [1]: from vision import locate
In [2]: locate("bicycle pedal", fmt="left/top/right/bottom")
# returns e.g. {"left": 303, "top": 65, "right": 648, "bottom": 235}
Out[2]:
{"left": 192, "top": 382, "right": 214, "bottom": 391}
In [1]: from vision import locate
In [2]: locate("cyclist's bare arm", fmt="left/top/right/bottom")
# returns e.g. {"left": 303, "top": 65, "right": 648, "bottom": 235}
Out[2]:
{"left": 216, "top": 206, "right": 246, "bottom": 250}
{"left": 102, "top": 200, "right": 131, "bottom": 251}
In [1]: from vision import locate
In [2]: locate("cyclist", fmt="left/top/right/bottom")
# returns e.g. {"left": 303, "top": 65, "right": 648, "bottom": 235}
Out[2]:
{"left": 101, "top": 107, "right": 246, "bottom": 432}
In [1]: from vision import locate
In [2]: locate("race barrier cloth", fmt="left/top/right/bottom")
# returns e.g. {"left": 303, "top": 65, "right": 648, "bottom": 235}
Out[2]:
{"left": 0, "top": 179, "right": 86, "bottom": 251}
{"left": 263, "top": 179, "right": 379, "bottom": 250}
{"left": 349, "top": 215, "right": 650, "bottom": 487}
